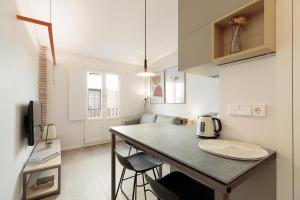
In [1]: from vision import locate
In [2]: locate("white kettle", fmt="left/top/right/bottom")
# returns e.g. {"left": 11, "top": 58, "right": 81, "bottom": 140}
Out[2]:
{"left": 42, "top": 124, "right": 57, "bottom": 141}
{"left": 197, "top": 115, "right": 222, "bottom": 138}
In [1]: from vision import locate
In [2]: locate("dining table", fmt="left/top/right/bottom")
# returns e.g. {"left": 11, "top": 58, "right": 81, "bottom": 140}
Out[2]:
{"left": 109, "top": 123, "right": 276, "bottom": 200}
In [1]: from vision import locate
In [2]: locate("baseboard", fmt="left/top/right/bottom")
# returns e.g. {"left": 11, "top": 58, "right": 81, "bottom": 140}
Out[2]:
{"left": 62, "top": 138, "right": 123, "bottom": 152}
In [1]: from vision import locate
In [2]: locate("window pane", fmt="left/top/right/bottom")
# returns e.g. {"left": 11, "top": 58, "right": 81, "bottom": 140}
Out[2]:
{"left": 106, "top": 74, "right": 120, "bottom": 118}
{"left": 88, "top": 89, "right": 101, "bottom": 110}
{"left": 87, "top": 72, "right": 102, "bottom": 118}
{"left": 106, "top": 74, "right": 119, "bottom": 91}
{"left": 88, "top": 73, "right": 102, "bottom": 89}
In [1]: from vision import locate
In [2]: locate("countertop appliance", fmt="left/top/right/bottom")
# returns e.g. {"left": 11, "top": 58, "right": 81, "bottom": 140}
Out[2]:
{"left": 197, "top": 115, "right": 222, "bottom": 138}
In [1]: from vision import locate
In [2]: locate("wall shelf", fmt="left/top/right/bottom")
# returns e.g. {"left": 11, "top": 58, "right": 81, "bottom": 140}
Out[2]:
{"left": 212, "top": 0, "right": 276, "bottom": 65}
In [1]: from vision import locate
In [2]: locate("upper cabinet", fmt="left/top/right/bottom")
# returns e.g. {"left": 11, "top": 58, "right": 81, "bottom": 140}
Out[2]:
{"left": 179, "top": 0, "right": 251, "bottom": 38}
{"left": 178, "top": 0, "right": 257, "bottom": 75}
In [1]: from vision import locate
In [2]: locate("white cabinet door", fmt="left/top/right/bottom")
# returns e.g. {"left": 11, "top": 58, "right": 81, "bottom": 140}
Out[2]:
{"left": 84, "top": 120, "right": 105, "bottom": 144}
{"left": 294, "top": 0, "right": 300, "bottom": 198}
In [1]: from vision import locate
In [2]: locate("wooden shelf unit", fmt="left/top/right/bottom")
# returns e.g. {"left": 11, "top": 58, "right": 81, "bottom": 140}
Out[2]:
{"left": 23, "top": 139, "right": 61, "bottom": 200}
{"left": 212, "top": 0, "right": 276, "bottom": 65}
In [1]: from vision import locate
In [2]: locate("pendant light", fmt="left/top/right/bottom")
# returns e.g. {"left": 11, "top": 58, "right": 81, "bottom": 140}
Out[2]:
{"left": 137, "top": 0, "right": 156, "bottom": 77}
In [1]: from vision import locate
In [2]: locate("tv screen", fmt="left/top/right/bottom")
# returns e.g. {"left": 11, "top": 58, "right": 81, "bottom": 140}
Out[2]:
{"left": 25, "top": 101, "right": 42, "bottom": 146}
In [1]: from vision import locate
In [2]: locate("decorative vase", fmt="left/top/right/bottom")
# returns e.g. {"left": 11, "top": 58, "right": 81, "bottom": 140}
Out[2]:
{"left": 230, "top": 25, "right": 241, "bottom": 54}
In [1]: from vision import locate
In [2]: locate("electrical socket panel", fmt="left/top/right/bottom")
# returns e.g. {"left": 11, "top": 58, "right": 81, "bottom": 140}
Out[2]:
{"left": 228, "top": 104, "right": 267, "bottom": 117}
{"left": 251, "top": 104, "right": 266, "bottom": 117}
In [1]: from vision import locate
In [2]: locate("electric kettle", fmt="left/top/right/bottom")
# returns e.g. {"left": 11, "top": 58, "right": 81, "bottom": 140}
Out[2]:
{"left": 197, "top": 115, "right": 222, "bottom": 138}
{"left": 42, "top": 123, "right": 57, "bottom": 141}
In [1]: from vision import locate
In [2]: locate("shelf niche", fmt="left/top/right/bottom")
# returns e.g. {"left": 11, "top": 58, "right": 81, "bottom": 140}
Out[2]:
{"left": 212, "top": 0, "right": 275, "bottom": 65}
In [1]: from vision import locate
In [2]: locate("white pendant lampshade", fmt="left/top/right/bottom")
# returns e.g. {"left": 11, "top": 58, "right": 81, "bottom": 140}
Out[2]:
{"left": 136, "top": 71, "right": 156, "bottom": 77}
{"left": 137, "top": 60, "right": 156, "bottom": 77}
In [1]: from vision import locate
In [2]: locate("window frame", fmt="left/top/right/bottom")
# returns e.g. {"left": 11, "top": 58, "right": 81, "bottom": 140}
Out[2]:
{"left": 86, "top": 71, "right": 120, "bottom": 120}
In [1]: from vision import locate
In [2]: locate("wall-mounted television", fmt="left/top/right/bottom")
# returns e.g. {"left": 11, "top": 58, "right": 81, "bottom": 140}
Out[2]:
{"left": 25, "top": 101, "right": 42, "bottom": 146}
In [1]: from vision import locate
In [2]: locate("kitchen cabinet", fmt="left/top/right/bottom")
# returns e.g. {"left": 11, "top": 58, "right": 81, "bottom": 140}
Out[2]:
{"left": 178, "top": 0, "right": 252, "bottom": 75}
{"left": 293, "top": 0, "right": 300, "bottom": 198}
{"left": 179, "top": 25, "right": 212, "bottom": 70}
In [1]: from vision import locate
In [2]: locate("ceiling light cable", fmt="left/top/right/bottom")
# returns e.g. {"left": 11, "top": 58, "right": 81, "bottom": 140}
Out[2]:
{"left": 50, "top": 0, "right": 55, "bottom": 86}
{"left": 136, "top": 0, "right": 156, "bottom": 77}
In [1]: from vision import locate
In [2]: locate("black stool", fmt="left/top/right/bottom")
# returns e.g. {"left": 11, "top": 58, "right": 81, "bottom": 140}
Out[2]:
{"left": 146, "top": 171, "right": 214, "bottom": 200}
{"left": 115, "top": 151, "right": 163, "bottom": 200}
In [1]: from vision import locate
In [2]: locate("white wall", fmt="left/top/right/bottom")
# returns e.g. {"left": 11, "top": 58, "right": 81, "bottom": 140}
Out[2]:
{"left": 0, "top": 1, "right": 39, "bottom": 199}
{"left": 150, "top": 1, "right": 293, "bottom": 199}
{"left": 149, "top": 52, "right": 220, "bottom": 119}
{"left": 219, "top": 0, "right": 293, "bottom": 199}
{"left": 47, "top": 51, "right": 146, "bottom": 150}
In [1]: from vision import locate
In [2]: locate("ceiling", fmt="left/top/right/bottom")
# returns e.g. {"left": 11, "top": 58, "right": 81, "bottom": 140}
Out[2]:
{"left": 18, "top": 0, "right": 178, "bottom": 65}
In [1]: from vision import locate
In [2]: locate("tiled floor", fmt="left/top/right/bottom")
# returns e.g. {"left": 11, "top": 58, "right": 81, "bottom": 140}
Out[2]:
{"left": 43, "top": 142, "right": 169, "bottom": 200}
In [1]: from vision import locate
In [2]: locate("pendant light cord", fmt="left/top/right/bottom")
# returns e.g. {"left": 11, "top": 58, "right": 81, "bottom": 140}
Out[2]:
{"left": 145, "top": 0, "right": 147, "bottom": 61}
{"left": 144, "top": 0, "right": 148, "bottom": 72}
{"left": 50, "top": 0, "right": 55, "bottom": 86}
{"left": 50, "top": 0, "right": 52, "bottom": 23}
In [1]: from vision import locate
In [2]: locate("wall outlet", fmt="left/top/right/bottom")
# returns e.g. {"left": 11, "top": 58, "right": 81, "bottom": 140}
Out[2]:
{"left": 251, "top": 104, "right": 266, "bottom": 117}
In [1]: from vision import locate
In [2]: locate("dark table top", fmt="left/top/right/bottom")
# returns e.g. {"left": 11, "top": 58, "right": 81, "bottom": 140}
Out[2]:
{"left": 110, "top": 123, "right": 275, "bottom": 184}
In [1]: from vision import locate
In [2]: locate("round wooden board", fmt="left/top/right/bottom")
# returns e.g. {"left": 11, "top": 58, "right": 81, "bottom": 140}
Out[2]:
{"left": 199, "top": 139, "right": 269, "bottom": 161}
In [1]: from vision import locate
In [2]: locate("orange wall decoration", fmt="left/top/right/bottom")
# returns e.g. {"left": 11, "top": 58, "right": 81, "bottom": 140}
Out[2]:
{"left": 16, "top": 15, "right": 56, "bottom": 65}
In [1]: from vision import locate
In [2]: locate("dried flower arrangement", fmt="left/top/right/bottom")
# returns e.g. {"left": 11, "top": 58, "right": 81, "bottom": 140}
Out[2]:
{"left": 229, "top": 16, "right": 247, "bottom": 54}
{"left": 229, "top": 16, "right": 247, "bottom": 26}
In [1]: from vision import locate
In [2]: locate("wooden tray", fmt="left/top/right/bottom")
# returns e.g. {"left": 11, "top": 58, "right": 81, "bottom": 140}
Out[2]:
{"left": 199, "top": 139, "right": 268, "bottom": 160}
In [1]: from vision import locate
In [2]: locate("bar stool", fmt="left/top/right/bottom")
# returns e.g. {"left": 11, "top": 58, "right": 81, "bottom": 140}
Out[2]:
{"left": 115, "top": 151, "right": 163, "bottom": 200}
{"left": 146, "top": 171, "right": 214, "bottom": 200}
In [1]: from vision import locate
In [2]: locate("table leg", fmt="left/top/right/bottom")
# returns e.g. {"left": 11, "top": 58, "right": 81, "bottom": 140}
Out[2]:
{"left": 215, "top": 191, "right": 229, "bottom": 200}
{"left": 58, "top": 165, "right": 61, "bottom": 194}
{"left": 111, "top": 133, "right": 116, "bottom": 200}
{"left": 22, "top": 173, "right": 27, "bottom": 200}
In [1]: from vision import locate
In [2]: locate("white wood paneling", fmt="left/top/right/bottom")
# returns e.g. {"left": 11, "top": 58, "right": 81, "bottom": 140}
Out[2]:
{"left": 68, "top": 70, "right": 87, "bottom": 121}
{"left": 84, "top": 118, "right": 124, "bottom": 144}
{"left": 84, "top": 120, "right": 105, "bottom": 144}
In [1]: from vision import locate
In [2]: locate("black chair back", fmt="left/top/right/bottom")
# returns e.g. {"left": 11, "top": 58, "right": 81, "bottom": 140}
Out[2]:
{"left": 145, "top": 174, "right": 180, "bottom": 200}
{"left": 115, "top": 151, "right": 135, "bottom": 171}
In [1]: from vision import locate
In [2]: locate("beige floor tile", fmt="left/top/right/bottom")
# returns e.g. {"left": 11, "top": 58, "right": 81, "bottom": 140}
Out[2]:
{"left": 41, "top": 142, "right": 169, "bottom": 200}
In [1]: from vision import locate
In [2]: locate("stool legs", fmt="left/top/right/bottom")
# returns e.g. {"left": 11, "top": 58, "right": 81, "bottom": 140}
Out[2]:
{"left": 128, "top": 147, "right": 132, "bottom": 156}
{"left": 142, "top": 173, "right": 147, "bottom": 200}
{"left": 132, "top": 173, "right": 137, "bottom": 200}
{"left": 152, "top": 169, "right": 157, "bottom": 180}
{"left": 117, "top": 171, "right": 155, "bottom": 200}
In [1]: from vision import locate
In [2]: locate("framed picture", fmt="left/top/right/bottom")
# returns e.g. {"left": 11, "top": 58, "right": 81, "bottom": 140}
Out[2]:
{"left": 150, "top": 71, "right": 165, "bottom": 104}
{"left": 165, "top": 66, "right": 186, "bottom": 104}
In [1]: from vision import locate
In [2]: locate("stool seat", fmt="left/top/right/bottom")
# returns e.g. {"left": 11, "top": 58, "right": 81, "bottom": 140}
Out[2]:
{"left": 127, "top": 152, "right": 163, "bottom": 172}
{"left": 146, "top": 171, "right": 214, "bottom": 200}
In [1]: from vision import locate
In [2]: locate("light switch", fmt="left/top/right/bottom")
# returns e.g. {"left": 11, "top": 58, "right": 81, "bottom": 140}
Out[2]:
{"left": 228, "top": 104, "right": 239, "bottom": 115}
{"left": 228, "top": 104, "right": 252, "bottom": 116}
{"left": 238, "top": 105, "right": 252, "bottom": 116}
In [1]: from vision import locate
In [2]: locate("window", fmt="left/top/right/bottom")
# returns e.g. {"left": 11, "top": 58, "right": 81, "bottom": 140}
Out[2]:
{"left": 87, "top": 72, "right": 120, "bottom": 119}
{"left": 105, "top": 74, "right": 120, "bottom": 118}
{"left": 87, "top": 73, "right": 102, "bottom": 118}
